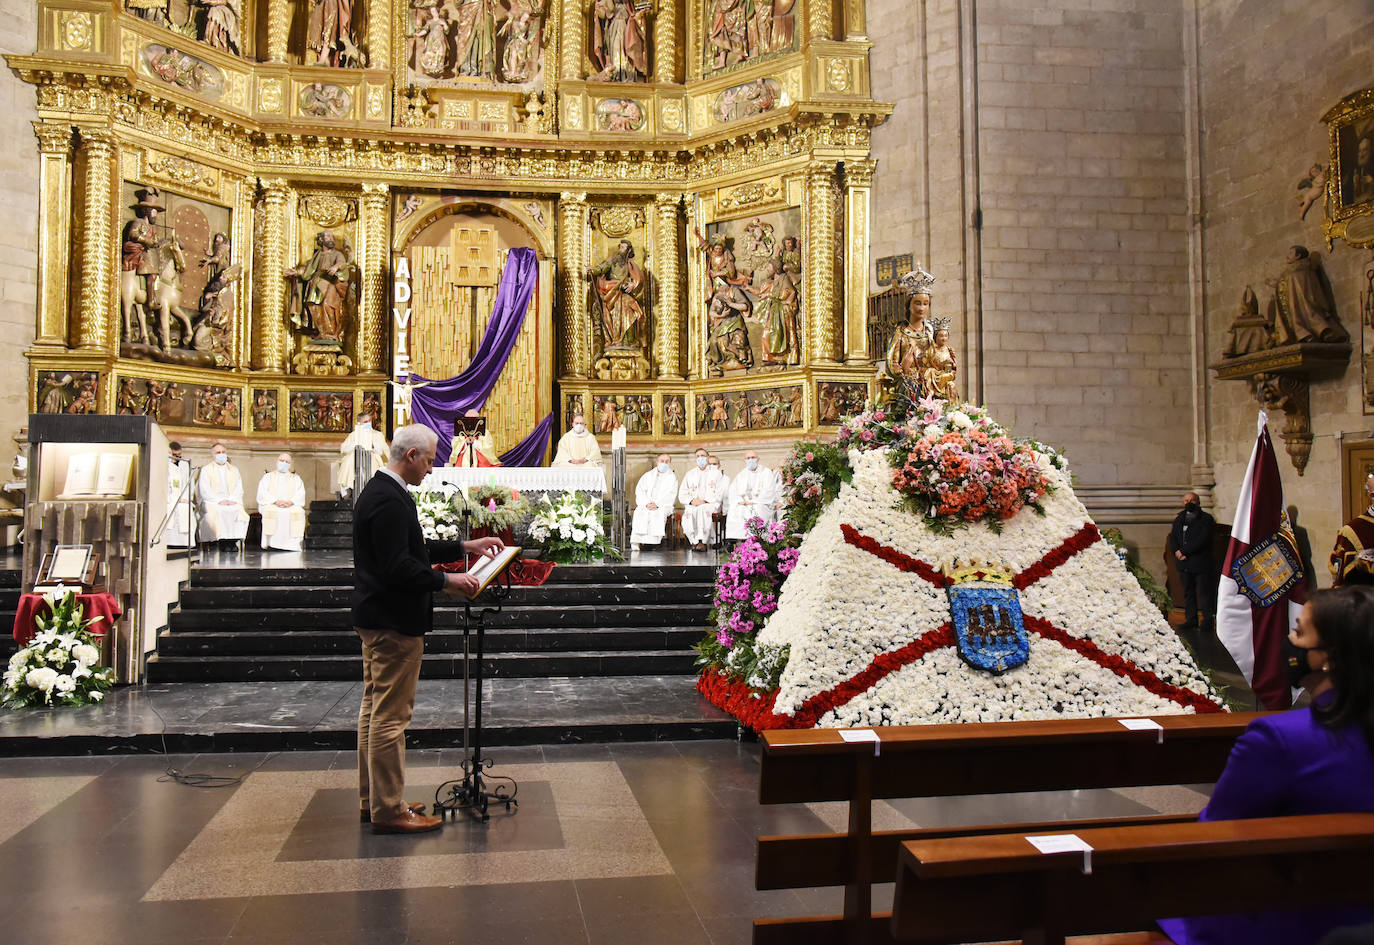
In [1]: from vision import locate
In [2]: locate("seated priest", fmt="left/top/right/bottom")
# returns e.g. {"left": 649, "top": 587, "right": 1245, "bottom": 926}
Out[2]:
{"left": 726, "top": 449, "right": 777, "bottom": 541}
{"left": 337, "top": 410, "right": 389, "bottom": 498}
{"left": 630, "top": 453, "right": 678, "bottom": 552}
{"left": 166, "top": 441, "right": 195, "bottom": 548}
{"left": 708, "top": 454, "right": 729, "bottom": 506}
{"left": 551, "top": 414, "right": 602, "bottom": 467}
{"left": 197, "top": 441, "right": 249, "bottom": 547}
{"left": 450, "top": 409, "right": 500, "bottom": 467}
{"left": 256, "top": 452, "right": 307, "bottom": 552}
{"left": 679, "top": 447, "right": 726, "bottom": 551}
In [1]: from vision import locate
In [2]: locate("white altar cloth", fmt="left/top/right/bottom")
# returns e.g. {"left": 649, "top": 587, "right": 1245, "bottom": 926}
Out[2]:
{"left": 422, "top": 466, "right": 607, "bottom": 494}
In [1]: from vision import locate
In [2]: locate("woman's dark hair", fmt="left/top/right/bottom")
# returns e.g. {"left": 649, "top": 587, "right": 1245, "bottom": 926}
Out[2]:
{"left": 1308, "top": 585, "right": 1374, "bottom": 746}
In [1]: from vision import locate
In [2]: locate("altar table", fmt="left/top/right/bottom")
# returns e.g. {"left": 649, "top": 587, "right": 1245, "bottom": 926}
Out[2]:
{"left": 422, "top": 466, "right": 607, "bottom": 494}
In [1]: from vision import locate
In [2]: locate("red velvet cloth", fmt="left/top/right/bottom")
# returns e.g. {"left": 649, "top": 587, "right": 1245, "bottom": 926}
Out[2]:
{"left": 432, "top": 557, "right": 556, "bottom": 586}
{"left": 13, "top": 592, "right": 121, "bottom": 646}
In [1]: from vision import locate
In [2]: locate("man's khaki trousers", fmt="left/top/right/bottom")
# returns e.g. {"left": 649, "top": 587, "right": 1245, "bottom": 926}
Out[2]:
{"left": 356, "top": 627, "right": 424, "bottom": 822}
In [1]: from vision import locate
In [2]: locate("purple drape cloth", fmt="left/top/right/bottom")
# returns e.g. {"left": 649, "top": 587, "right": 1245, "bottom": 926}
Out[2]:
{"left": 408, "top": 246, "right": 539, "bottom": 464}
{"left": 498, "top": 413, "right": 554, "bottom": 468}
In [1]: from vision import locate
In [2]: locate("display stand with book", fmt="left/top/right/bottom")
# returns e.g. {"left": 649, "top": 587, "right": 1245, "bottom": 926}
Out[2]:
{"left": 434, "top": 543, "right": 523, "bottom": 824}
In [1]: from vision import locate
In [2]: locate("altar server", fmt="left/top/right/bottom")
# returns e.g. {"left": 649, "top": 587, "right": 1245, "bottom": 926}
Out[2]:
{"left": 726, "top": 450, "right": 777, "bottom": 540}
{"left": 257, "top": 452, "right": 307, "bottom": 551}
{"left": 449, "top": 409, "right": 500, "bottom": 467}
{"left": 679, "top": 448, "right": 725, "bottom": 551}
{"left": 630, "top": 453, "right": 678, "bottom": 551}
{"left": 338, "top": 411, "right": 390, "bottom": 497}
{"left": 166, "top": 441, "right": 195, "bottom": 548}
{"left": 552, "top": 414, "right": 602, "bottom": 467}
{"left": 197, "top": 442, "right": 249, "bottom": 546}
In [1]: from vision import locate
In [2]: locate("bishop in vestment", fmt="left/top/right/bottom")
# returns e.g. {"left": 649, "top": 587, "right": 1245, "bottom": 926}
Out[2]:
{"left": 257, "top": 453, "right": 307, "bottom": 551}
{"left": 630, "top": 453, "right": 678, "bottom": 551}
{"left": 197, "top": 442, "right": 249, "bottom": 545}
{"left": 725, "top": 450, "right": 777, "bottom": 540}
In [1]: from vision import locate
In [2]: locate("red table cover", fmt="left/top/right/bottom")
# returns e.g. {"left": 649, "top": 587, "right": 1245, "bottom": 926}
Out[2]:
{"left": 12, "top": 592, "right": 121, "bottom": 646}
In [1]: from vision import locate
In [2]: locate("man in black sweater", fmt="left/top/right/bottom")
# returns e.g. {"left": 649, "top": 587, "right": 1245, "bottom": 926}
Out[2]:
{"left": 1171, "top": 491, "right": 1217, "bottom": 632}
{"left": 353, "top": 423, "right": 503, "bottom": 834}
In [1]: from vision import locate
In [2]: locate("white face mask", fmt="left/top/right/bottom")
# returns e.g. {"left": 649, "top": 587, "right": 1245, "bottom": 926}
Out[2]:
{"left": 276, "top": 460, "right": 290, "bottom": 473}
{"left": 657, "top": 462, "right": 670, "bottom": 474}
{"left": 696, "top": 456, "right": 707, "bottom": 468}
{"left": 573, "top": 423, "right": 586, "bottom": 435}
{"left": 213, "top": 453, "right": 228, "bottom": 465}
{"left": 746, "top": 458, "right": 758, "bottom": 471}
{"left": 358, "top": 420, "right": 371, "bottom": 431}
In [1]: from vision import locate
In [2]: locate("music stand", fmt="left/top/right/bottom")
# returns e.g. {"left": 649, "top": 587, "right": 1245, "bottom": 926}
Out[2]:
{"left": 434, "top": 544, "right": 522, "bottom": 823}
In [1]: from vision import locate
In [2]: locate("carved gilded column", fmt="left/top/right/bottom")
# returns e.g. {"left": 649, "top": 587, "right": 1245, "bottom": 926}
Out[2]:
{"left": 75, "top": 128, "right": 117, "bottom": 352}
{"left": 557, "top": 192, "right": 590, "bottom": 378}
{"left": 367, "top": 0, "right": 391, "bottom": 70}
{"left": 266, "top": 0, "right": 289, "bottom": 62}
{"left": 806, "top": 0, "right": 834, "bottom": 41}
{"left": 33, "top": 123, "right": 73, "bottom": 347}
{"left": 651, "top": 193, "right": 682, "bottom": 378}
{"left": 253, "top": 179, "right": 291, "bottom": 372}
{"left": 358, "top": 182, "right": 389, "bottom": 375}
{"left": 804, "top": 161, "right": 839, "bottom": 364}
{"left": 843, "top": 159, "right": 874, "bottom": 362}
{"left": 653, "top": 0, "right": 677, "bottom": 83}
{"left": 560, "top": 0, "right": 586, "bottom": 80}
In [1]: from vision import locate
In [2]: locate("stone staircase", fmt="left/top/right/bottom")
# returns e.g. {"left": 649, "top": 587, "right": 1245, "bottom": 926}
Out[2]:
{"left": 303, "top": 498, "right": 351, "bottom": 550}
{"left": 146, "top": 561, "right": 716, "bottom": 683}
{"left": 0, "top": 567, "right": 24, "bottom": 661}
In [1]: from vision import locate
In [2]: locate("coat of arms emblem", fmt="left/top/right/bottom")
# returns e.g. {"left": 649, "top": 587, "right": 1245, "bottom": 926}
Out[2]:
{"left": 945, "top": 562, "right": 1029, "bottom": 674}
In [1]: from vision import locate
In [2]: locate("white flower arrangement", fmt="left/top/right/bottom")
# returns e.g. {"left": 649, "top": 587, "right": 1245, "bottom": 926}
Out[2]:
{"left": 527, "top": 493, "right": 615, "bottom": 563}
{"left": 3, "top": 593, "right": 115, "bottom": 709}
{"left": 410, "top": 482, "right": 468, "bottom": 541}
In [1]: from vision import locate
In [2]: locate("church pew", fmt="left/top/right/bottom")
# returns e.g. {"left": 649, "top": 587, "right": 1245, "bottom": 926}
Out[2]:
{"left": 753, "top": 713, "right": 1263, "bottom": 945}
{"left": 889, "top": 811, "right": 1374, "bottom": 945}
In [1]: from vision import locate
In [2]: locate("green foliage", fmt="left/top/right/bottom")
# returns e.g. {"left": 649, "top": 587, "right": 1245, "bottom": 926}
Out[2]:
{"left": 778, "top": 438, "right": 854, "bottom": 535}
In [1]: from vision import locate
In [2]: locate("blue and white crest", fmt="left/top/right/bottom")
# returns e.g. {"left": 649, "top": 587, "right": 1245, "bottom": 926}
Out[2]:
{"left": 1230, "top": 532, "right": 1303, "bottom": 608}
{"left": 947, "top": 584, "right": 1029, "bottom": 675}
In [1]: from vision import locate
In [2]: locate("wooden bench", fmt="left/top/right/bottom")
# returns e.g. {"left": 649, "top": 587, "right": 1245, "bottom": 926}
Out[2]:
{"left": 891, "top": 812, "right": 1374, "bottom": 945}
{"left": 754, "top": 713, "right": 1264, "bottom": 945}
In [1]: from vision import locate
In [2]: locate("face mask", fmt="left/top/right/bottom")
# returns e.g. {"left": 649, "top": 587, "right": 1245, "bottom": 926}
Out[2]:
{"left": 696, "top": 456, "right": 707, "bottom": 468}
{"left": 709, "top": 465, "right": 720, "bottom": 475}
{"left": 746, "top": 458, "right": 758, "bottom": 471}
{"left": 213, "top": 453, "right": 228, "bottom": 465}
{"left": 358, "top": 421, "right": 371, "bottom": 431}
{"left": 573, "top": 423, "right": 586, "bottom": 434}
{"left": 657, "top": 463, "right": 670, "bottom": 474}
{"left": 277, "top": 461, "right": 290, "bottom": 473}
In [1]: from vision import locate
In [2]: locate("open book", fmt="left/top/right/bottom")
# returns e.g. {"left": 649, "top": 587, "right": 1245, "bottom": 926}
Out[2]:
{"left": 60, "top": 452, "right": 134, "bottom": 499}
{"left": 463, "top": 545, "right": 522, "bottom": 599}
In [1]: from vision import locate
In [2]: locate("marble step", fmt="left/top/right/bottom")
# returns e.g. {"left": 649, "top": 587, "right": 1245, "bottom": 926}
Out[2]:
{"left": 144, "top": 649, "right": 698, "bottom": 683}
{"left": 177, "top": 582, "right": 714, "bottom": 609}
{"left": 309, "top": 499, "right": 350, "bottom": 511}
{"left": 168, "top": 603, "right": 713, "bottom": 630}
{"left": 157, "top": 626, "right": 705, "bottom": 657}
{"left": 305, "top": 521, "right": 352, "bottom": 535}
{"left": 188, "top": 563, "right": 718, "bottom": 587}
{"left": 306, "top": 509, "right": 352, "bottom": 523}
{"left": 303, "top": 536, "right": 352, "bottom": 549}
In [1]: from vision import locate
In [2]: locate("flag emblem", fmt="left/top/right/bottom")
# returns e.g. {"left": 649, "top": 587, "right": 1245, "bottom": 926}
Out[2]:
{"left": 1231, "top": 533, "right": 1302, "bottom": 607}
{"left": 948, "top": 584, "right": 1029, "bottom": 674}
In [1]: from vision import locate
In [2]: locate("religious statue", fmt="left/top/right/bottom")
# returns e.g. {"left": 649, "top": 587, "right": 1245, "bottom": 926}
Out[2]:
{"left": 597, "top": 396, "right": 620, "bottom": 432}
{"left": 1222, "top": 286, "right": 1273, "bottom": 358}
{"left": 308, "top": 0, "right": 356, "bottom": 68}
{"left": 499, "top": 0, "right": 545, "bottom": 82}
{"left": 285, "top": 230, "right": 359, "bottom": 346}
{"left": 885, "top": 265, "right": 936, "bottom": 395}
{"left": 453, "top": 0, "right": 498, "bottom": 79}
{"left": 117, "top": 377, "right": 150, "bottom": 415}
{"left": 591, "top": 0, "right": 649, "bottom": 83}
{"left": 196, "top": 0, "right": 242, "bottom": 55}
{"left": 121, "top": 187, "right": 166, "bottom": 344}
{"left": 1270, "top": 245, "right": 1349, "bottom": 345}
{"left": 777, "top": 234, "right": 801, "bottom": 279}
{"left": 922, "top": 317, "right": 958, "bottom": 401}
{"left": 252, "top": 390, "right": 277, "bottom": 431}
{"left": 663, "top": 397, "right": 686, "bottom": 435}
{"left": 709, "top": 0, "right": 752, "bottom": 70}
{"left": 411, "top": 5, "right": 452, "bottom": 78}
{"left": 124, "top": 0, "right": 170, "bottom": 29}
{"left": 299, "top": 82, "right": 351, "bottom": 119}
{"left": 705, "top": 278, "right": 754, "bottom": 374}
{"left": 755, "top": 260, "right": 800, "bottom": 367}
{"left": 584, "top": 239, "right": 649, "bottom": 351}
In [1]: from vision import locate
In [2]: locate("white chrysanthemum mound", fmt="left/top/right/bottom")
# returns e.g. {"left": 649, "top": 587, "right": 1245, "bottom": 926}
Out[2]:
{"left": 755, "top": 449, "right": 1219, "bottom": 726}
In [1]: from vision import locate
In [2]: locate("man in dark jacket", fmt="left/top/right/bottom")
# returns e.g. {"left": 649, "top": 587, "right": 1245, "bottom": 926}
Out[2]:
{"left": 1171, "top": 491, "right": 1216, "bottom": 632}
{"left": 353, "top": 423, "right": 502, "bottom": 834}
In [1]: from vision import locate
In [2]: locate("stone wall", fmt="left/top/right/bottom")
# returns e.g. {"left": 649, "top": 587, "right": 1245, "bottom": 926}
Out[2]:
{"left": 1198, "top": 0, "right": 1374, "bottom": 586}
{"left": 0, "top": 10, "right": 40, "bottom": 498}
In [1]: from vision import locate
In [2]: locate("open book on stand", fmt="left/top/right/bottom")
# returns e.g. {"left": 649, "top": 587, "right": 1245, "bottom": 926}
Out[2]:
{"left": 463, "top": 545, "right": 522, "bottom": 599}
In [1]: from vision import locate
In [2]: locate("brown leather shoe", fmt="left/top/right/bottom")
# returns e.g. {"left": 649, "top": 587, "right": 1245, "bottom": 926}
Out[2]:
{"left": 360, "top": 802, "right": 427, "bottom": 823}
{"left": 371, "top": 809, "right": 443, "bottom": 834}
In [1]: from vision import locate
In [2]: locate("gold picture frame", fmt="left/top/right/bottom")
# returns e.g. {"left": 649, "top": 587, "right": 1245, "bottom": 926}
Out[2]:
{"left": 1323, "top": 86, "right": 1374, "bottom": 249}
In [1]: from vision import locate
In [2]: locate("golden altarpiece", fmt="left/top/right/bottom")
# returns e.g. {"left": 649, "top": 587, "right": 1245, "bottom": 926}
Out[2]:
{"left": 11, "top": 0, "right": 889, "bottom": 457}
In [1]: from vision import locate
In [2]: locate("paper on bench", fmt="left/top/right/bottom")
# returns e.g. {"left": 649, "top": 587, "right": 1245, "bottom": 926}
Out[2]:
{"left": 838, "top": 729, "right": 881, "bottom": 756}
{"left": 1026, "top": 833, "right": 1094, "bottom": 874}
{"left": 1119, "top": 717, "right": 1165, "bottom": 743}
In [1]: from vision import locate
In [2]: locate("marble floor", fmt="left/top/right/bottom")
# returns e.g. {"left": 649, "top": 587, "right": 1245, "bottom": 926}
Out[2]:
{"left": 0, "top": 740, "right": 1212, "bottom": 945}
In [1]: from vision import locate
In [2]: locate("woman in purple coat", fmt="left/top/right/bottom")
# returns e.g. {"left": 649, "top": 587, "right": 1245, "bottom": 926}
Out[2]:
{"left": 1160, "top": 585, "right": 1374, "bottom": 945}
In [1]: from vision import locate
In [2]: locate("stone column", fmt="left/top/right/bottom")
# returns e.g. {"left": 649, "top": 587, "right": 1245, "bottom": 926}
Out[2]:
{"left": 806, "top": 0, "right": 833, "bottom": 41}
{"left": 653, "top": 0, "right": 677, "bottom": 83}
{"left": 842, "top": 159, "right": 874, "bottom": 362}
{"left": 253, "top": 179, "right": 291, "bottom": 372}
{"left": 358, "top": 182, "right": 389, "bottom": 375}
{"left": 560, "top": 0, "right": 585, "bottom": 80}
{"left": 367, "top": 0, "right": 391, "bottom": 70}
{"left": 265, "top": 0, "right": 290, "bottom": 63}
{"left": 33, "top": 122, "right": 73, "bottom": 347}
{"left": 804, "top": 161, "right": 838, "bottom": 364}
{"left": 651, "top": 193, "right": 681, "bottom": 379}
{"left": 557, "top": 192, "right": 589, "bottom": 378}
{"left": 75, "top": 128, "right": 117, "bottom": 352}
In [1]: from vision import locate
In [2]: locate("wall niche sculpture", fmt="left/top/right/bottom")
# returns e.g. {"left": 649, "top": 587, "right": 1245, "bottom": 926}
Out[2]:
{"left": 407, "top": 0, "right": 547, "bottom": 86}
{"left": 705, "top": 0, "right": 797, "bottom": 75}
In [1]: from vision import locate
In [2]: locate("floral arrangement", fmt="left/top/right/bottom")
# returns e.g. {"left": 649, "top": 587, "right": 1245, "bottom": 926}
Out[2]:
{"left": 777, "top": 439, "right": 853, "bottom": 535}
{"left": 468, "top": 484, "right": 531, "bottom": 533}
{"left": 694, "top": 518, "right": 799, "bottom": 691}
{"left": 411, "top": 482, "right": 468, "bottom": 541}
{"left": 527, "top": 492, "right": 617, "bottom": 563}
{"left": 3, "top": 593, "right": 115, "bottom": 709}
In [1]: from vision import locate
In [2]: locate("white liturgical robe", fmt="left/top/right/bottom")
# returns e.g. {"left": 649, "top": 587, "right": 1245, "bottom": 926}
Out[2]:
{"left": 166, "top": 459, "right": 195, "bottom": 547}
{"left": 448, "top": 433, "right": 499, "bottom": 467}
{"left": 630, "top": 467, "right": 678, "bottom": 547}
{"left": 197, "top": 462, "right": 249, "bottom": 542}
{"left": 337, "top": 426, "right": 390, "bottom": 495}
{"left": 256, "top": 471, "right": 307, "bottom": 551}
{"left": 725, "top": 466, "right": 777, "bottom": 540}
{"left": 678, "top": 466, "right": 726, "bottom": 546}
{"left": 551, "top": 430, "right": 602, "bottom": 467}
